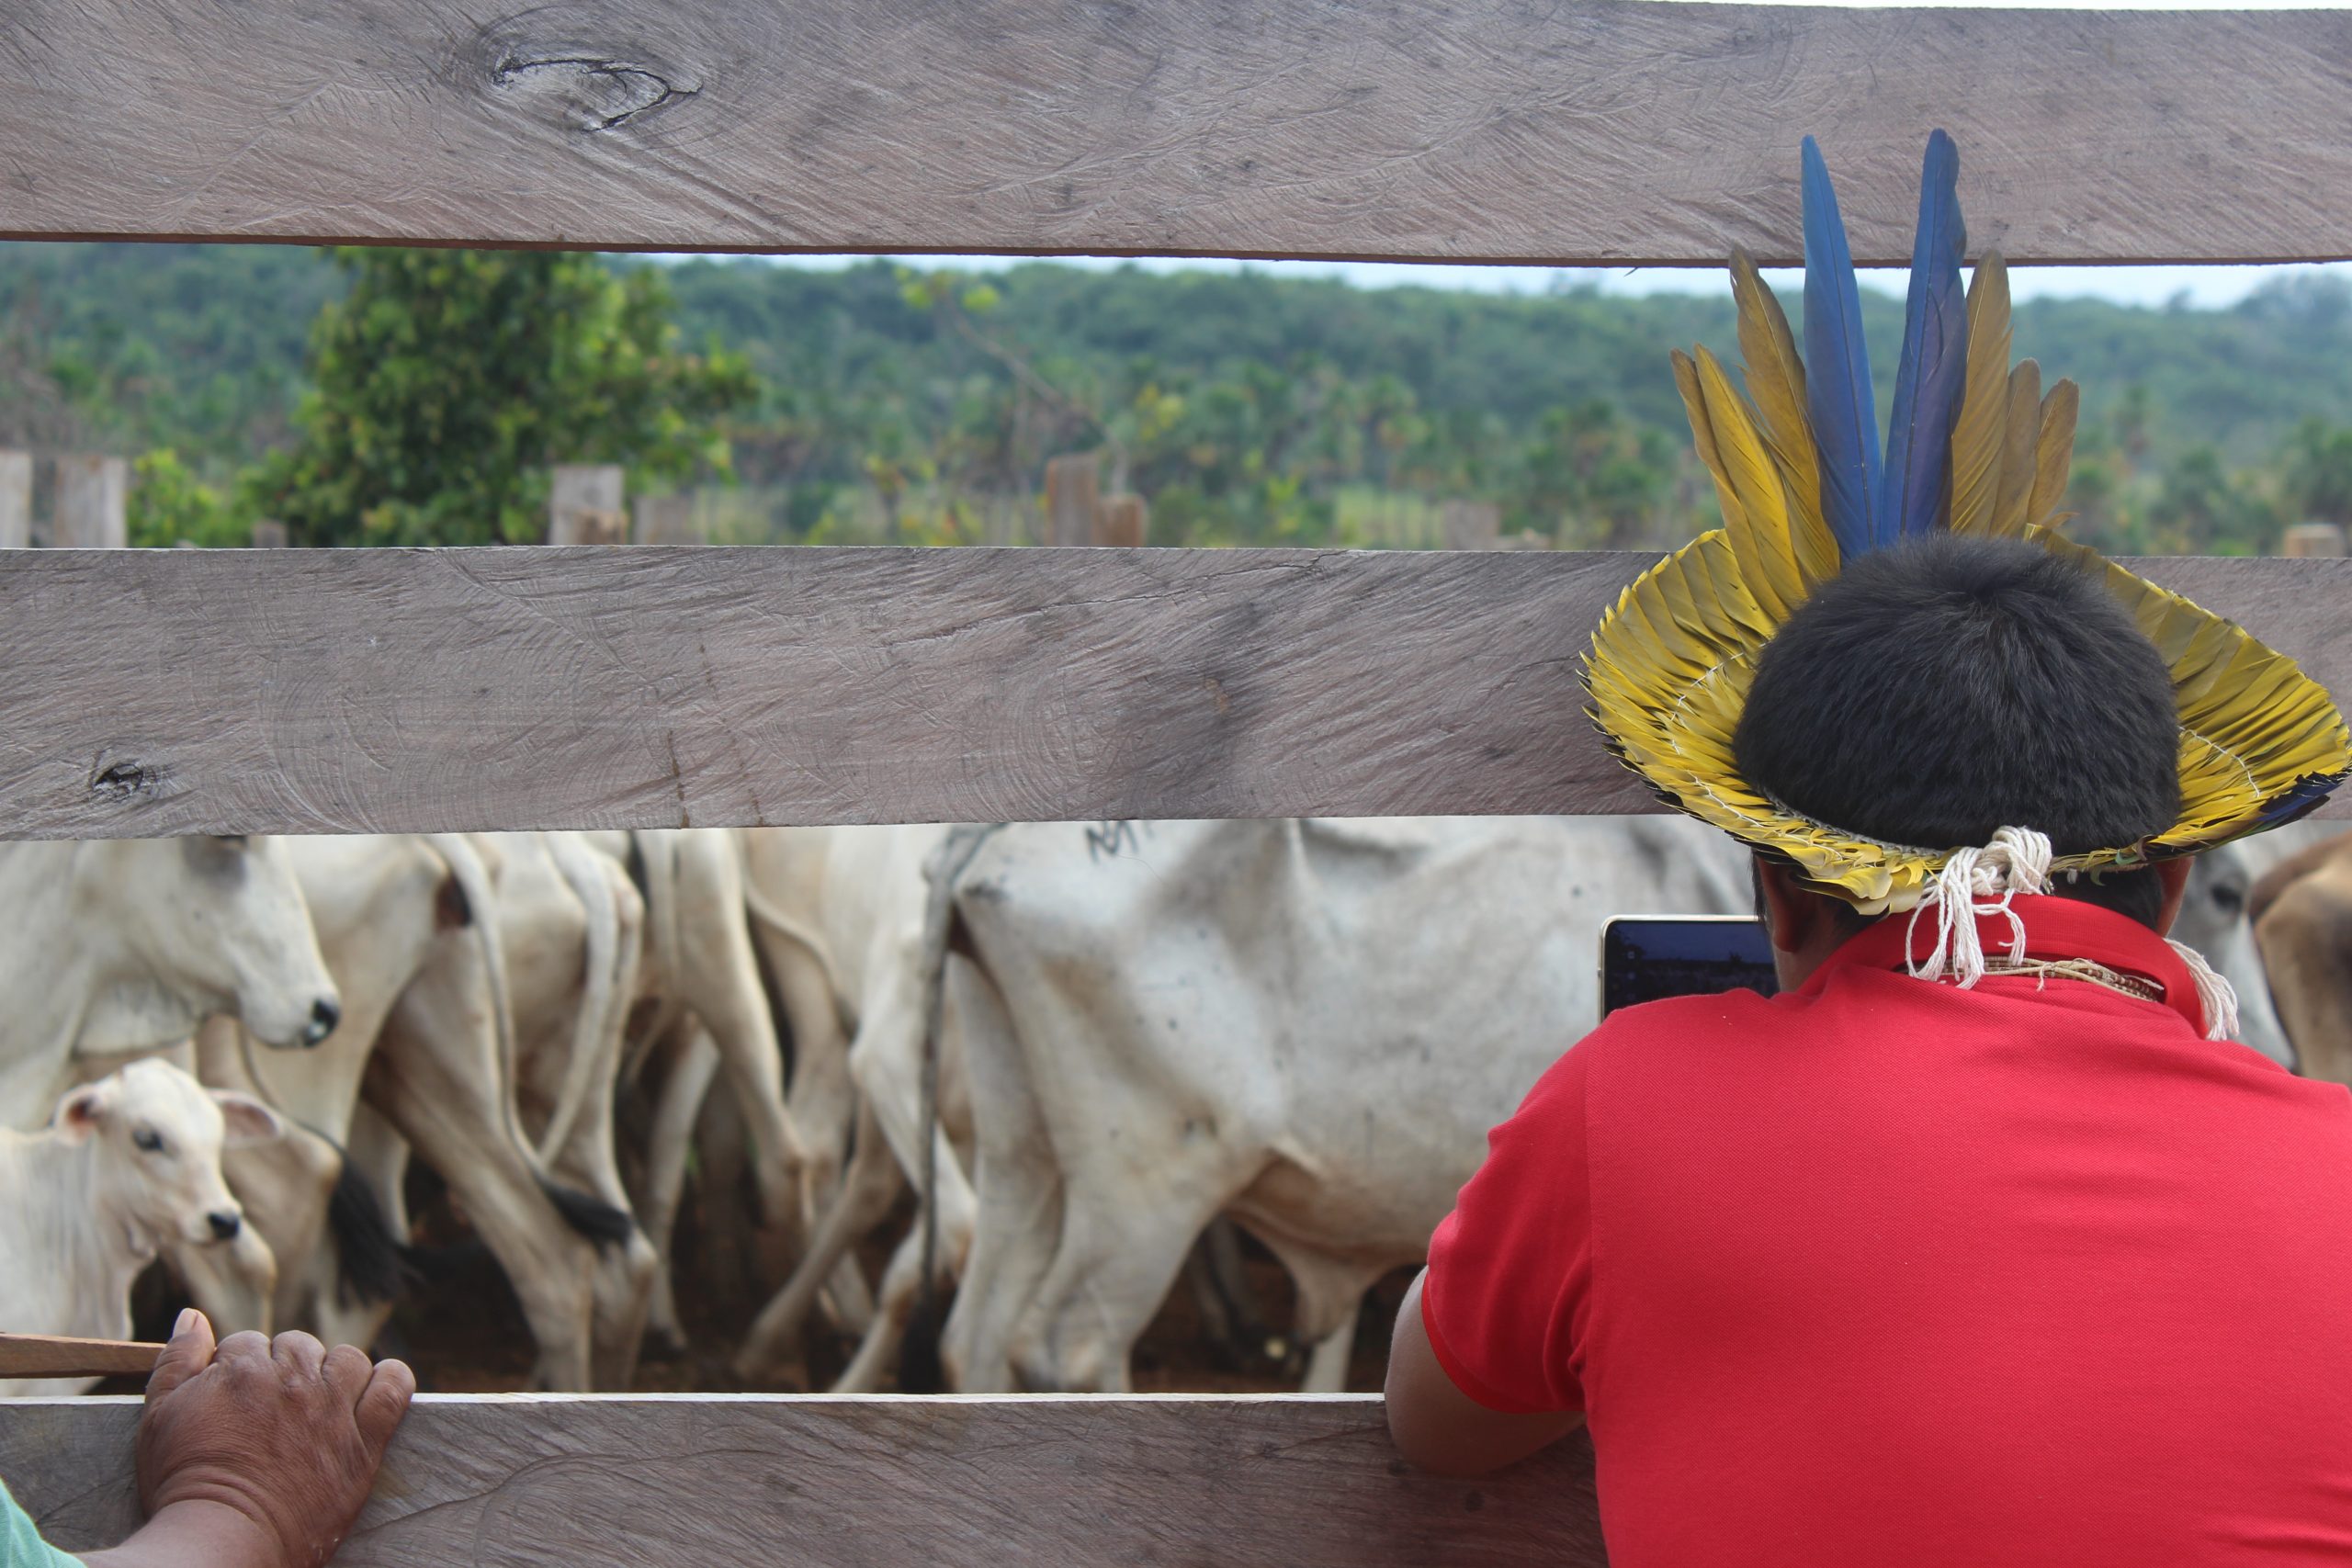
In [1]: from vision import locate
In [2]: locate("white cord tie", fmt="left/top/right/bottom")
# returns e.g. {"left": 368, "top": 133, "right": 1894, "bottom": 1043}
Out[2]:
{"left": 2166, "top": 938, "right": 2241, "bottom": 1043}
{"left": 1901, "top": 826, "right": 2238, "bottom": 1043}
{"left": 1906, "top": 827, "right": 2055, "bottom": 988}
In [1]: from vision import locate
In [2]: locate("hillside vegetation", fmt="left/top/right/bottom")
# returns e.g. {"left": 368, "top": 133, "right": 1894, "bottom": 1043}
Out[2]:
{"left": 4, "top": 242, "right": 2350, "bottom": 554}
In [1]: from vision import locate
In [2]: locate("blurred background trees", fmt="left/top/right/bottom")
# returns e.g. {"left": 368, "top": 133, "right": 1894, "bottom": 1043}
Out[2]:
{"left": 2, "top": 240, "right": 2347, "bottom": 553}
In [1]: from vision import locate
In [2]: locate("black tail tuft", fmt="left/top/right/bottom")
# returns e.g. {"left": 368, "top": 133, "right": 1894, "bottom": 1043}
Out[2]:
{"left": 328, "top": 1159, "right": 417, "bottom": 1308}
{"left": 540, "top": 1178, "right": 636, "bottom": 1251}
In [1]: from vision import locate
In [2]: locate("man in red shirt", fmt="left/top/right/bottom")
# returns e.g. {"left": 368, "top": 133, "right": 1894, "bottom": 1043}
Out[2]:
{"left": 1387, "top": 135, "right": 2352, "bottom": 1565}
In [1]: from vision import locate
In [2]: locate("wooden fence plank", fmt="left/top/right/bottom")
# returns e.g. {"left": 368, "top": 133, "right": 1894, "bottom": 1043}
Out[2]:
{"left": 0, "top": 1393, "right": 1605, "bottom": 1567}
{"left": 0, "top": 547, "right": 2343, "bottom": 839}
{"left": 4, "top": 2, "right": 2352, "bottom": 265}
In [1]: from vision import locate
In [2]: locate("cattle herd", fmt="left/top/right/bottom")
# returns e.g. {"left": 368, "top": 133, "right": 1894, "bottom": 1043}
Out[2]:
{"left": 0, "top": 816, "right": 2345, "bottom": 1398}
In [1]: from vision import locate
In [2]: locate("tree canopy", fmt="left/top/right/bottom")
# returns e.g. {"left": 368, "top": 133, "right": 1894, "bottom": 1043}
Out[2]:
{"left": 3, "top": 241, "right": 2349, "bottom": 554}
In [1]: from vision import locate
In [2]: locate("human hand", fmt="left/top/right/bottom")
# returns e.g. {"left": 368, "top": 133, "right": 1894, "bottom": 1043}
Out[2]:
{"left": 127, "top": 1309, "right": 413, "bottom": 1568}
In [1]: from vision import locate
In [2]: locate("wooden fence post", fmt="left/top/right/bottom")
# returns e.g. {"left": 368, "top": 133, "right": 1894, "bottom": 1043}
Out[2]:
{"left": 1093, "top": 492, "right": 1148, "bottom": 547}
{"left": 548, "top": 464, "right": 627, "bottom": 546}
{"left": 0, "top": 452, "right": 28, "bottom": 548}
{"left": 51, "top": 455, "right": 127, "bottom": 547}
{"left": 1441, "top": 500, "right": 1500, "bottom": 551}
{"left": 1045, "top": 454, "right": 1100, "bottom": 547}
{"left": 2283, "top": 522, "right": 2349, "bottom": 558}
{"left": 250, "top": 520, "right": 288, "bottom": 548}
{"left": 632, "top": 494, "right": 704, "bottom": 547}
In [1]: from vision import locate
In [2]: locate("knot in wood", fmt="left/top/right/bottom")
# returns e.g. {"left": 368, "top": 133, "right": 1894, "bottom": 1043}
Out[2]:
{"left": 490, "top": 52, "right": 695, "bottom": 131}
{"left": 88, "top": 760, "right": 163, "bottom": 802}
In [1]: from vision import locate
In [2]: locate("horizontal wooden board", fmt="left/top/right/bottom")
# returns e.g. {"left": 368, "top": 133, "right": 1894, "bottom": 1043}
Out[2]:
{"left": 0, "top": 1393, "right": 1605, "bottom": 1566}
{"left": 0, "top": 547, "right": 2346, "bottom": 838}
{"left": 3, "top": 1, "right": 2351, "bottom": 264}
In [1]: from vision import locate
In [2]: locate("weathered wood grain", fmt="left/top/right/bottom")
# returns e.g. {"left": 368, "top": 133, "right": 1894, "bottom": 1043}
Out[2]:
{"left": 0, "top": 547, "right": 2344, "bottom": 839}
{"left": 0, "top": 1393, "right": 1606, "bottom": 1566}
{"left": 3, "top": 1, "right": 2351, "bottom": 265}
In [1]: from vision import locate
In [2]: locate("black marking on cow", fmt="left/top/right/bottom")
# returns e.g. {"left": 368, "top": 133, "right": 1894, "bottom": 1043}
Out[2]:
{"left": 329, "top": 1157, "right": 416, "bottom": 1308}
{"left": 540, "top": 1177, "right": 635, "bottom": 1250}
{"left": 1086, "top": 820, "right": 1140, "bottom": 862}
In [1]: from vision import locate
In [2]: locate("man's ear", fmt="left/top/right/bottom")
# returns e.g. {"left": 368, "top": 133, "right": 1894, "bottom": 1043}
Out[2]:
{"left": 1753, "top": 855, "right": 1822, "bottom": 954}
{"left": 52, "top": 1081, "right": 112, "bottom": 1144}
{"left": 2153, "top": 857, "right": 2194, "bottom": 937}
{"left": 212, "top": 1090, "right": 284, "bottom": 1147}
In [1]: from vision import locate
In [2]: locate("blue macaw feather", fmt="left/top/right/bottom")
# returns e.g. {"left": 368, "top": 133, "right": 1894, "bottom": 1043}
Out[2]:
{"left": 1874, "top": 130, "right": 1968, "bottom": 545}
{"left": 1800, "top": 136, "right": 1879, "bottom": 559}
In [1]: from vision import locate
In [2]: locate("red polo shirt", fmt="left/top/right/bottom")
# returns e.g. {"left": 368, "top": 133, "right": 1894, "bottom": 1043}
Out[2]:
{"left": 1424, "top": 895, "right": 2352, "bottom": 1565}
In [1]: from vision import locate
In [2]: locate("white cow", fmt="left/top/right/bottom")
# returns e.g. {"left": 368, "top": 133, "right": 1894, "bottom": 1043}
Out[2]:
{"left": 195, "top": 833, "right": 639, "bottom": 1392}
{"left": 459, "top": 831, "right": 660, "bottom": 1386}
{"left": 0, "top": 837, "right": 340, "bottom": 1132}
{"left": 731, "top": 824, "right": 964, "bottom": 1386}
{"left": 937, "top": 815, "right": 1755, "bottom": 1394}
{"left": 0, "top": 1057, "right": 280, "bottom": 1395}
{"left": 577, "top": 829, "right": 813, "bottom": 1355}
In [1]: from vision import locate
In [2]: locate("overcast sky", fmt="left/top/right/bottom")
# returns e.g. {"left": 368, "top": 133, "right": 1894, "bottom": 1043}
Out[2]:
{"left": 742, "top": 0, "right": 2349, "bottom": 313}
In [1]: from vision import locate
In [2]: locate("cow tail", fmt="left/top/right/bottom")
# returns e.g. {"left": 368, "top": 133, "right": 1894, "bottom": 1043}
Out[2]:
{"left": 902, "top": 823, "right": 1003, "bottom": 1391}
{"left": 537, "top": 833, "right": 629, "bottom": 1168}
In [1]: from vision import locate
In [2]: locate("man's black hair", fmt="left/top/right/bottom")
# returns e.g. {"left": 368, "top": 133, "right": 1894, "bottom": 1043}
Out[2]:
{"left": 1732, "top": 533, "right": 2181, "bottom": 931}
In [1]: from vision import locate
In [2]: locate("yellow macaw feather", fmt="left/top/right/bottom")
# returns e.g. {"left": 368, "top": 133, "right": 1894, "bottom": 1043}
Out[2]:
{"left": 1988, "top": 360, "right": 2043, "bottom": 537}
{"left": 1730, "top": 249, "right": 1823, "bottom": 536}
{"left": 2028, "top": 379, "right": 2080, "bottom": 527}
{"left": 1947, "top": 254, "right": 2012, "bottom": 536}
{"left": 1671, "top": 349, "right": 1746, "bottom": 535}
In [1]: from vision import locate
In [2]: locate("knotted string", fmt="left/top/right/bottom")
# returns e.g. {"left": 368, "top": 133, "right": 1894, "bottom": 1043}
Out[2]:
{"left": 1901, "top": 824, "right": 2240, "bottom": 1043}
{"left": 1906, "top": 826, "right": 2054, "bottom": 987}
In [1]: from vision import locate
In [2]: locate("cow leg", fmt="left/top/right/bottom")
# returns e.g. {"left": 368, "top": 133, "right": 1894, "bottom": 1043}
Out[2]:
{"left": 823, "top": 1254, "right": 877, "bottom": 1335}
{"left": 1299, "top": 1299, "right": 1362, "bottom": 1393}
{"left": 369, "top": 966, "right": 602, "bottom": 1393}
{"left": 638, "top": 1026, "right": 722, "bottom": 1357}
{"left": 1011, "top": 1185, "right": 1226, "bottom": 1393}
{"left": 523, "top": 862, "right": 661, "bottom": 1389}
{"left": 674, "top": 840, "right": 811, "bottom": 1238}
{"left": 941, "top": 954, "right": 1062, "bottom": 1394}
{"left": 830, "top": 1223, "right": 928, "bottom": 1393}
{"left": 752, "top": 921, "right": 856, "bottom": 1213}
{"left": 546, "top": 1101, "right": 658, "bottom": 1391}
{"left": 732, "top": 1095, "right": 902, "bottom": 1382}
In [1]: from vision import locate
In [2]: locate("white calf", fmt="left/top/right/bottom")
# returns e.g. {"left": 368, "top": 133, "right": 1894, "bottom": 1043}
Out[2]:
{"left": 0, "top": 1058, "right": 280, "bottom": 1395}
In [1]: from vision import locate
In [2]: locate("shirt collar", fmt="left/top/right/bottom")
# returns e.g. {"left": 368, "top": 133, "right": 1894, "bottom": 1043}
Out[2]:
{"left": 1809, "top": 892, "right": 2209, "bottom": 1035}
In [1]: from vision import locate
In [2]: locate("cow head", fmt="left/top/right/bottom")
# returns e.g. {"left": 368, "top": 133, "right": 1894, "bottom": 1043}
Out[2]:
{"left": 52, "top": 1058, "right": 283, "bottom": 1256}
{"left": 74, "top": 836, "right": 343, "bottom": 1051}
{"left": 2173, "top": 844, "right": 2293, "bottom": 1070}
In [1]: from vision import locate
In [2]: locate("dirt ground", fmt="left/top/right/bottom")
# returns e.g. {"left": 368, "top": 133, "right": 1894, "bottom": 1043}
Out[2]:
{"left": 366, "top": 1170, "right": 1415, "bottom": 1396}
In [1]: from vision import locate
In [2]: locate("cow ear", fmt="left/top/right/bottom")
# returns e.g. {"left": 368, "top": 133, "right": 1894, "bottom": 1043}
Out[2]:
{"left": 212, "top": 1091, "right": 284, "bottom": 1147}
{"left": 53, "top": 1083, "right": 111, "bottom": 1143}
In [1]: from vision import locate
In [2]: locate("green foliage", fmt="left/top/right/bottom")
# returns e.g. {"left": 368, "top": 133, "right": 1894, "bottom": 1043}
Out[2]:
{"left": 11, "top": 242, "right": 2352, "bottom": 555}
{"left": 125, "top": 448, "right": 248, "bottom": 548}
{"left": 245, "top": 249, "right": 755, "bottom": 546}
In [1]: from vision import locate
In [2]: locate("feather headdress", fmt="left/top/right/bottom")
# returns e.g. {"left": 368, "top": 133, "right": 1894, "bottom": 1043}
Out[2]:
{"left": 1585, "top": 132, "right": 2350, "bottom": 917}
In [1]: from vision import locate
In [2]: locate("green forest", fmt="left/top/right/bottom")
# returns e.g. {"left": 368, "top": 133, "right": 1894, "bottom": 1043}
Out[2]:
{"left": 5, "top": 240, "right": 2352, "bottom": 555}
